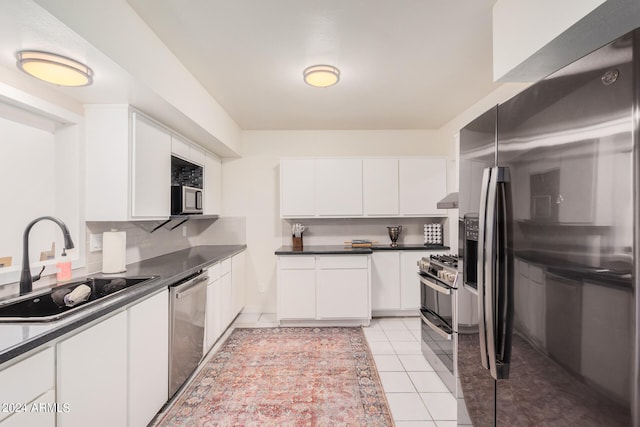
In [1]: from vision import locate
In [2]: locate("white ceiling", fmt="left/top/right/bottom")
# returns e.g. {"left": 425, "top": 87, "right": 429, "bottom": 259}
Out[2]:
{"left": 125, "top": 0, "right": 501, "bottom": 130}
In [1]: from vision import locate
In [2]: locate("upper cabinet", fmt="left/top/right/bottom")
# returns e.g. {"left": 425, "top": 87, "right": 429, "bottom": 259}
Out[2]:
{"left": 399, "top": 158, "right": 447, "bottom": 216}
{"left": 85, "top": 105, "right": 222, "bottom": 221}
{"left": 131, "top": 114, "right": 172, "bottom": 218}
{"left": 280, "top": 157, "right": 446, "bottom": 218}
{"left": 363, "top": 158, "right": 399, "bottom": 216}
{"left": 85, "top": 105, "right": 171, "bottom": 221}
{"left": 204, "top": 152, "right": 222, "bottom": 216}
{"left": 316, "top": 159, "right": 363, "bottom": 216}
{"left": 280, "top": 159, "right": 316, "bottom": 217}
{"left": 171, "top": 134, "right": 206, "bottom": 166}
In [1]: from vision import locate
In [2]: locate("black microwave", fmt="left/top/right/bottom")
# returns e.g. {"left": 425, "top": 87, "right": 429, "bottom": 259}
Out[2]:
{"left": 171, "top": 185, "right": 203, "bottom": 215}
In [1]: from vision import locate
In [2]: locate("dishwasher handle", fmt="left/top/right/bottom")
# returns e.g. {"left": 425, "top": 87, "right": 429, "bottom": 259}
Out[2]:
{"left": 174, "top": 274, "right": 209, "bottom": 300}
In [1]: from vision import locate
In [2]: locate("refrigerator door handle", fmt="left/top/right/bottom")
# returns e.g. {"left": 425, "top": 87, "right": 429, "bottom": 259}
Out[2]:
{"left": 477, "top": 167, "right": 492, "bottom": 371}
{"left": 478, "top": 166, "right": 513, "bottom": 380}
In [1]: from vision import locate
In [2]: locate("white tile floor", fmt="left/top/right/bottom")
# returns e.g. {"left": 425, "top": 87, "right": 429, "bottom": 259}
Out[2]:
{"left": 232, "top": 314, "right": 457, "bottom": 426}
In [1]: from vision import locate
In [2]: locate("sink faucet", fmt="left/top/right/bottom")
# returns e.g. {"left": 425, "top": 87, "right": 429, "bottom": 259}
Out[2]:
{"left": 20, "top": 216, "right": 75, "bottom": 295}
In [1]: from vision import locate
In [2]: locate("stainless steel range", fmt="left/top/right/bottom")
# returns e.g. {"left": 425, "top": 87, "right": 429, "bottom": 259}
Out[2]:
{"left": 418, "top": 254, "right": 458, "bottom": 393}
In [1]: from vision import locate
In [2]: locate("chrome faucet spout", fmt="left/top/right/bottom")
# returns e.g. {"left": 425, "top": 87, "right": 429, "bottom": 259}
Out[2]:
{"left": 19, "top": 216, "right": 75, "bottom": 296}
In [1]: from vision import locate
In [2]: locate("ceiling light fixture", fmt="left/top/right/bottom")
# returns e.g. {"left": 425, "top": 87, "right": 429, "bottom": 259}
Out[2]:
{"left": 303, "top": 65, "right": 340, "bottom": 87}
{"left": 16, "top": 50, "right": 94, "bottom": 87}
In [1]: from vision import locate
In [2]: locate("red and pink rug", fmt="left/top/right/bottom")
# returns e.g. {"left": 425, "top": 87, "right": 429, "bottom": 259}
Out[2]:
{"left": 156, "top": 327, "right": 393, "bottom": 426}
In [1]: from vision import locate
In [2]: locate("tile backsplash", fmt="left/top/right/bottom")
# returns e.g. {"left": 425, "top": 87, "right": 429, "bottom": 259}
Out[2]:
{"left": 281, "top": 217, "right": 448, "bottom": 247}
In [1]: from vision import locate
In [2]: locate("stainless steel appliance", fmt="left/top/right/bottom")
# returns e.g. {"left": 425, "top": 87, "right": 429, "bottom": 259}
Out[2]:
{"left": 171, "top": 185, "right": 203, "bottom": 215}
{"left": 169, "top": 270, "right": 208, "bottom": 397}
{"left": 419, "top": 254, "right": 458, "bottom": 393}
{"left": 457, "top": 29, "right": 638, "bottom": 426}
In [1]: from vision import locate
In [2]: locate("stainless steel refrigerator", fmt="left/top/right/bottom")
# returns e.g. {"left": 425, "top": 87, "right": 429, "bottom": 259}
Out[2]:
{"left": 457, "top": 28, "right": 639, "bottom": 426}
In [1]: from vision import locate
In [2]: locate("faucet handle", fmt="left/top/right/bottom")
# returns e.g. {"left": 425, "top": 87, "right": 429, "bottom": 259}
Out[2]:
{"left": 32, "top": 266, "right": 46, "bottom": 282}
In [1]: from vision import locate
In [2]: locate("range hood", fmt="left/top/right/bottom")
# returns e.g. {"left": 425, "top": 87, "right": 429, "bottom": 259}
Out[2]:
{"left": 437, "top": 192, "right": 458, "bottom": 209}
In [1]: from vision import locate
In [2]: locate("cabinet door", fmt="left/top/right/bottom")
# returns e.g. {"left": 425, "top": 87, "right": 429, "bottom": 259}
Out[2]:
{"left": 278, "top": 268, "right": 316, "bottom": 320}
{"left": 206, "top": 278, "right": 222, "bottom": 351}
{"left": 221, "top": 272, "right": 233, "bottom": 329}
{"left": 0, "top": 348, "right": 54, "bottom": 424}
{"left": 232, "top": 252, "right": 246, "bottom": 317}
{"left": 204, "top": 153, "right": 222, "bottom": 215}
{"left": 371, "top": 252, "right": 401, "bottom": 310}
{"left": 131, "top": 113, "right": 171, "bottom": 218}
{"left": 171, "top": 134, "right": 191, "bottom": 160}
{"left": 190, "top": 144, "right": 206, "bottom": 166}
{"left": 1, "top": 390, "right": 55, "bottom": 427}
{"left": 399, "top": 158, "right": 447, "bottom": 215}
{"left": 280, "top": 159, "right": 316, "bottom": 217}
{"left": 400, "top": 251, "right": 431, "bottom": 311}
{"left": 128, "top": 290, "right": 169, "bottom": 427}
{"left": 316, "top": 269, "right": 369, "bottom": 319}
{"left": 363, "top": 159, "right": 399, "bottom": 216}
{"left": 316, "top": 159, "right": 363, "bottom": 216}
{"left": 57, "top": 312, "right": 127, "bottom": 427}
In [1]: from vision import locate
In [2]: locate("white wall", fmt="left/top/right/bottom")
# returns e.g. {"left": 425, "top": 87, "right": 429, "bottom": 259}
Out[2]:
{"left": 222, "top": 130, "right": 449, "bottom": 313}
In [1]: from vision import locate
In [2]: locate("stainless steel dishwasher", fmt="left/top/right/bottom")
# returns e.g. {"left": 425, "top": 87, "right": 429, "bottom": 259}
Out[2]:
{"left": 169, "top": 270, "right": 208, "bottom": 398}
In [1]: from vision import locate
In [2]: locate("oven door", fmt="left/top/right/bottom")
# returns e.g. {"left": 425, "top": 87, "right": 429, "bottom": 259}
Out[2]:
{"left": 419, "top": 272, "right": 456, "bottom": 393}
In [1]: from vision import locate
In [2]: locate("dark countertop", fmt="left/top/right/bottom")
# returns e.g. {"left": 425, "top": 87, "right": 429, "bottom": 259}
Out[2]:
{"left": 0, "top": 244, "right": 246, "bottom": 365}
{"left": 515, "top": 250, "right": 631, "bottom": 289}
{"left": 275, "top": 243, "right": 449, "bottom": 255}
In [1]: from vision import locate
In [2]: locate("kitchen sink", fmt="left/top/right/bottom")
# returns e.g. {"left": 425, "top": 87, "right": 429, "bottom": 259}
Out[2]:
{"left": 0, "top": 276, "right": 156, "bottom": 323}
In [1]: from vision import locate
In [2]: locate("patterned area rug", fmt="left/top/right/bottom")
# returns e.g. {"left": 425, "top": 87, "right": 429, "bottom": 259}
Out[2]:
{"left": 156, "top": 327, "right": 394, "bottom": 426}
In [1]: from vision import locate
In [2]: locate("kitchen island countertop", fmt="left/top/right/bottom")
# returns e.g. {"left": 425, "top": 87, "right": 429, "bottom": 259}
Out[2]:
{"left": 0, "top": 244, "right": 246, "bottom": 365}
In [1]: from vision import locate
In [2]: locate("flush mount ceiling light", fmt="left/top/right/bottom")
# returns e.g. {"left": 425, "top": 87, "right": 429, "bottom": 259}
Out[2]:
{"left": 303, "top": 65, "right": 340, "bottom": 87}
{"left": 16, "top": 50, "right": 94, "bottom": 87}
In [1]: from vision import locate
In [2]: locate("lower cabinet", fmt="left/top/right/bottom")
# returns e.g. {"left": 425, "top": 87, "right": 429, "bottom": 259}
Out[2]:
{"left": 128, "top": 290, "right": 169, "bottom": 427}
{"left": 220, "top": 259, "right": 233, "bottom": 329}
{"left": 231, "top": 252, "right": 246, "bottom": 318}
{"left": 0, "top": 348, "right": 55, "bottom": 427}
{"left": 205, "top": 263, "right": 222, "bottom": 354}
{"left": 277, "top": 255, "right": 371, "bottom": 323}
{"left": 371, "top": 250, "right": 434, "bottom": 314}
{"left": 57, "top": 311, "right": 128, "bottom": 427}
{"left": 56, "top": 290, "right": 169, "bottom": 427}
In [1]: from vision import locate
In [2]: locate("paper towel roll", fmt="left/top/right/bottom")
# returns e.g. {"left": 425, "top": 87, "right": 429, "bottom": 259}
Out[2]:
{"left": 103, "top": 231, "right": 126, "bottom": 273}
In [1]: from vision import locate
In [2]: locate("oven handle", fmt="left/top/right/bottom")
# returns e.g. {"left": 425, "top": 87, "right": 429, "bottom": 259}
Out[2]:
{"left": 418, "top": 273, "right": 454, "bottom": 295}
{"left": 420, "top": 311, "right": 453, "bottom": 340}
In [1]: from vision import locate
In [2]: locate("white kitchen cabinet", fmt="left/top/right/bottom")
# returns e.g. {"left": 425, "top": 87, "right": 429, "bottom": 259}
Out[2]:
{"left": 220, "top": 259, "right": 233, "bottom": 329}
{"left": 205, "top": 263, "right": 222, "bottom": 352}
{"left": 400, "top": 251, "right": 432, "bottom": 311}
{"left": 131, "top": 113, "right": 172, "bottom": 218}
{"left": 171, "top": 134, "right": 205, "bottom": 166}
{"left": 371, "top": 251, "right": 401, "bottom": 311}
{"left": 316, "top": 159, "right": 363, "bottom": 216}
{"left": 231, "top": 252, "right": 246, "bottom": 318}
{"left": 280, "top": 157, "right": 447, "bottom": 218}
{"left": 128, "top": 290, "right": 169, "bottom": 427}
{"left": 363, "top": 159, "right": 399, "bottom": 216}
{"left": 280, "top": 159, "right": 316, "bottom": 217}
{"left": 317, "top": 268, "right": 369, "bottom": 319}
{"left": 57, "top": 311, "right": 128, "bottom": 427}
{"left": 0, "top": 390, "right": 55, "bottom": 427}
{"left": 399, "top": 158, "right": 447, "bottom": 215}
{"left": 204, "top": 152, "right": 222, "bottom": 215}
{"left": 277, "top": 255, "right": 370, "bottom": 323}
{"left": 171, "top": 134, "right": 191, "bottom": 160}
{"left": 85, "top": 105, "right": 171, "bottom": 220}
{"left": 0, "top": 347, "right": 55, "bottom": 425}
{"left": 277, "top": 257, "right": 316, "bottom": 320}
